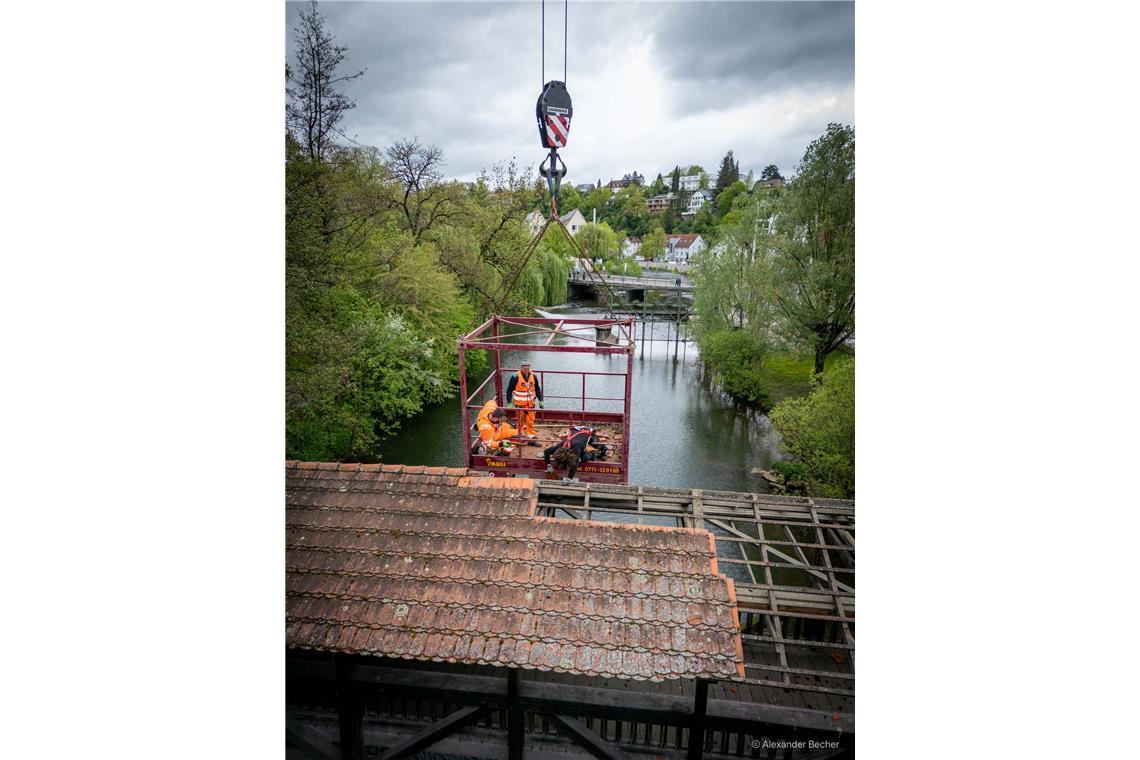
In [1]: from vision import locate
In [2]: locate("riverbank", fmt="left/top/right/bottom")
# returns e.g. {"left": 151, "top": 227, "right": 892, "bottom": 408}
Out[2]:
{"left": 760, "top": 349, "right": 853, "bottom": 405}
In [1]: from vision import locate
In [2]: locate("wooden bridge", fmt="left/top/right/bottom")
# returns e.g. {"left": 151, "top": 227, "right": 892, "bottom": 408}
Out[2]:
{"left": 286, "top": 463, "right": 854, "bottom": 760}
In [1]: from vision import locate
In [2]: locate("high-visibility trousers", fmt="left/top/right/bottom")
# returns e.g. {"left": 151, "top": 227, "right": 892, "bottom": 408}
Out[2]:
{"left": 514, "top": 401, "right": 536, "bottom": 436}
{"left": 478, "top": 420, "right": 518, "bottom": 449}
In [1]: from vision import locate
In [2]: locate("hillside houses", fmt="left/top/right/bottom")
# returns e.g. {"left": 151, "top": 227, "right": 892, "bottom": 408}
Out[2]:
{"left": 646, "top": 193, "right": 675, "bottom": 215}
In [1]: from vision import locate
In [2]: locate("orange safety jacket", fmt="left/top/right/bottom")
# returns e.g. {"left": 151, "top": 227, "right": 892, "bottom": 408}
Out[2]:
{"left": 476, "top": 400, "right": 512, "bottom": 444}
{"left": 510, "top": 371, "right": 539, "bottom": 406}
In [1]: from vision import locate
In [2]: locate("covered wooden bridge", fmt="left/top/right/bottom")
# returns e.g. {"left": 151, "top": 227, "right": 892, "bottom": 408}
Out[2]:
{"left": 286, "top": 462, "right": 854, "bottom": 759}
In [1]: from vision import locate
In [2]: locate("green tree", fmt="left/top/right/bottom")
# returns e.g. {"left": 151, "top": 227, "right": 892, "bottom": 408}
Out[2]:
{"left": 698, "top": 330, "right": 770, "bottom": 406}
{"left": 556, "top": 183, "right": 583, "bottom": 216}
{"left": 670, "top": 166, "right": 680, "bottom": 194}
{"left": 714, "top": 180, "right": 748, "bottom": 220}
{"left": 770, "top": 123, "right": 855, "bottom": 375}
{"left": 605, "top": 185, "right": 649, "bottom": 236}
{"left": 651, "top": 174, "right": 666, "bottom": 195}
{"left": 687, "top": 165, "right": 705, "bottom": 176}
{"left": 692, "top": 204, "right": 774, "bottom": 337}
{"left": 714, "top": 150, "right": 740, "bottom": 194}
{"left": 761, "top": 164, "right": 783, "bottom": 182}
{"left": 384, "top": 138, "right": 461, "bottom": 244}
{"left": 575, "top": 222, "right": 619, "bottom": 261}
{"left": 581, "top": 185, "right": 612, "bottom": 225}
{"left": 690, "top": 204, "right": 715, "bottom": 235}
{"left": 640, "top": 228, "right": 666, "bottom": 261}
{"left": 769, "top": 357, "right": 854, "bottom": 498}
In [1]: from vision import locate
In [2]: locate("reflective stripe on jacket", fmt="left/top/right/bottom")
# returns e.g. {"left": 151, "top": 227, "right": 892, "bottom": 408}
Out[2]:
{"left": 511, "top": 372, "right": 537, "bottom": 405}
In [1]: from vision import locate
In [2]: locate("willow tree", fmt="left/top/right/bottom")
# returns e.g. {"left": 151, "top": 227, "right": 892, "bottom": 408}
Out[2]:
{"left": 770, "top": 123, "right": 855, "bottom": 375}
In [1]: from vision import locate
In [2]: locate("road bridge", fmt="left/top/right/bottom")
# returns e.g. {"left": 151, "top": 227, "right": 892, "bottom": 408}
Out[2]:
{"left": 569, "top": 271, "right": 693, "bottom": 295}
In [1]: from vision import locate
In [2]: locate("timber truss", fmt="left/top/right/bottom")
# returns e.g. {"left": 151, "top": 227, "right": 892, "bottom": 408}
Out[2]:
{"left": 286, "top": 653, "right": 852, "bottom": 760}
{"left": 535, "top": 481, "right": 856, "bottom": 705}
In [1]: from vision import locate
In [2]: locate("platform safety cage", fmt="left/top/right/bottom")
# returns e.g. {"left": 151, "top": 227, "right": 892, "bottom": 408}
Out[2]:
{"left": 457, "top": 316, "right": 635, "bottom": 484}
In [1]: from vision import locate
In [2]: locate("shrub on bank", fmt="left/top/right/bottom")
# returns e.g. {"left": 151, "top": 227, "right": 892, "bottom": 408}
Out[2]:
{"left": 769, "top": 357, "right": 855, "bottom": 498}
{"left": 700, "top": 330, "right": 770, "bottom": 406}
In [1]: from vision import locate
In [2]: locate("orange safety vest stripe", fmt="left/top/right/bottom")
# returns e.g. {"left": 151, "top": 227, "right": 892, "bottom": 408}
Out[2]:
{"left": 512, "top": 372, "right": 537, "bottom": 404}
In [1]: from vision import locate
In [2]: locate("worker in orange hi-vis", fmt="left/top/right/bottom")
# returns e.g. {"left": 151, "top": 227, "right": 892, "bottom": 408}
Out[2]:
{"left": 505, "top": 361, "right": 544, "bottom": 440}
{"left": 474, "top": 400, "right": 518, "bottom": 455}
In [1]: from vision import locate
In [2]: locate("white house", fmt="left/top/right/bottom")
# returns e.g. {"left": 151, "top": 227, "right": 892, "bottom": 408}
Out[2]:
{"left": 559, "top": 208, "right": 587, "bottom": 235}
{"left": 524, "top": 210, "right": 544, "bottom": 236}
{"left": 621, "top": 236, "right": 641, "bottom": 258}
{"left": 683, "top": 188, "right": 716, "bottom": 216}
{"left": 524, "top": 207, "right": 589, "bottom": 236}
{"left": 665, "top": 233, "right": 706, "bottom": 262}
{"left": 679, "top": 174, "right": 701, "bottom": 192}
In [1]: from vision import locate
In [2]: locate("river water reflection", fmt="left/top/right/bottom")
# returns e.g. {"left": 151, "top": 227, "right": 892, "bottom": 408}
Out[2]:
{"left": 379, "top": 305, "right": 783, "bottom": 494}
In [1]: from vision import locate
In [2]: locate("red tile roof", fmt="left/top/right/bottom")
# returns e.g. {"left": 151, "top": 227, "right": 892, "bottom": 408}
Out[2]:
{"left": 668, "top": 233, "right": 701, "bottom": 249}
{"left": 286, "top": 462, "right": 744, "bottom": 682}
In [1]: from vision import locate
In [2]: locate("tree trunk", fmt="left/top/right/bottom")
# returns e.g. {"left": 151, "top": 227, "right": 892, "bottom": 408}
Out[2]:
{"left": 814, "top": 347, "right": 826, "bottom": 377}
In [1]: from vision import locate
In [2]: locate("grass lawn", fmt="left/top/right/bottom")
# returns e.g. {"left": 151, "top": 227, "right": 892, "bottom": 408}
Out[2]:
{"left": 760, "top": 348, "right": 852, "bottom": 405}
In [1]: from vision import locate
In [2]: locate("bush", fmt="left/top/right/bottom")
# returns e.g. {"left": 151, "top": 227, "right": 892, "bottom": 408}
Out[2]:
{"left": 700, "top": 330, "right": 770, "bottom": 406}
{"left": 771, "top": 459, "right": 811, "bottom": 483}
{"left": 599, "top": 258, "right": 642, "bottom": 277}
{"left": 768, "top": 357, "right": 854, "bottom": 498}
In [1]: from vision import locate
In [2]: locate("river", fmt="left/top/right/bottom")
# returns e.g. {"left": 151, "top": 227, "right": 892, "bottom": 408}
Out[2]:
{"left": 378, "top": 304, "right": 784, "bottom": 494}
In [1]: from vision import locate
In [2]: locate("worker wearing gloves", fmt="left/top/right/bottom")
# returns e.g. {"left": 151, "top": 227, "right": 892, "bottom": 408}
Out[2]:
{"left": 505, "top": 361, "right": 544, "bottom": 440}
{"left": 474, "top": 400, "right": 518, "bottom": 455}
{"left": 544, "top": 424, "right": 608, "bottom": 480}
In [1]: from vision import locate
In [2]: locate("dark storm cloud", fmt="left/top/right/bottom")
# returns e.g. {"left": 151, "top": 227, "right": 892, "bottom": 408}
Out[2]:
{"left": 654, "top": 1, "right": 854, "bottom": 111}
{"left": 287, "top": 2, "right": 534, "bottom": 150}
{"left": 286, "top": 2, "right": 854, "bottom": 182}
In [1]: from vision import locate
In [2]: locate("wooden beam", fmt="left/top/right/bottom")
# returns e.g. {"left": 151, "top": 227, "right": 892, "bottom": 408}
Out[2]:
{"left": 308, "top": 661, "right": 853, "bottom": 734}
{"left": 546, "top": 713, "right": 626, "bottom": 760}
{"left": 375, "top": 705, "right": 491, "bottom": 760}
{"left": 335, "top": 655, "right": 364, "bottom": 760}
{"left": 508, "top": 669, "right": 524, "bottom": 760}
{"left": 687, "top": 679, "right": 709, "bottom": 760}
{"left": 544, "top": 320, "right": 567, "bottom": 345}
{"left": 286, "top": 716, "right": 340, "bottom": 760}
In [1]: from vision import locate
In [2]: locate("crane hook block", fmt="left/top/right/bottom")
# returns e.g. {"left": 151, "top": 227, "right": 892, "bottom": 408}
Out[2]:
{"left": 536, "top": 80, "right": 572, "bottom": 150}
{"left": 538, "top": 151, "right": 567, "bottom": 181}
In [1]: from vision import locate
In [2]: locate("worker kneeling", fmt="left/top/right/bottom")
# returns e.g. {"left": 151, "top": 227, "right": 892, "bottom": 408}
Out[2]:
{"left": 544, "top": 424, "right": 608, "bottom": 480}
{"left": 474, "top": 400, "right": 518, "bottom": 455}
{"left": 506, "top": 361, "right": 543, "bottom": 440}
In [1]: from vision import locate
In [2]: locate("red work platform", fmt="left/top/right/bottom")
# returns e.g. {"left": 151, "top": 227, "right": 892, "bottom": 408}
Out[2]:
{"left": 457, "top": 316, "right": 635, "bottom": 484}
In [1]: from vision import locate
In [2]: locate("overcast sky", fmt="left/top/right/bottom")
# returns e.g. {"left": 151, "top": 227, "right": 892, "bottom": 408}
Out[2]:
{"left": 286, "top": 0, "right": 853, "bottom": 185}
